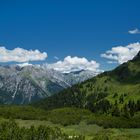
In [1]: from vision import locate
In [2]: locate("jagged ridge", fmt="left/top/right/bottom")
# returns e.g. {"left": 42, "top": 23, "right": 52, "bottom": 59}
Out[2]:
{"left": 0, "top": 64, "right": 95, "bottom": 104}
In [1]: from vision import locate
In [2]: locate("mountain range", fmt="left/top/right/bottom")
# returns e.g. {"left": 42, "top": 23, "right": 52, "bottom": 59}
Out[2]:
{"left": 0, "top": 64, "right": 96, "bottom": 104}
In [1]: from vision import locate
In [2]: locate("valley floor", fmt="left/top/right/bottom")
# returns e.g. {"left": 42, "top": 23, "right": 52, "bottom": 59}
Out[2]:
{"left": 0, "top": 106, "right": 140, "bottom": 139}
{"left": 9, "top": 119, "right": 140, "bottom": 140}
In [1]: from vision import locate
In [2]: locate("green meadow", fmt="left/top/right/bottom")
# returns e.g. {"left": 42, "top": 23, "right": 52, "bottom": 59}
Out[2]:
{"left": 0, "top": 106, "right": 140, "bottom": 140}
{"left": 12, "top": 119, "right": 140, "bottom": 140}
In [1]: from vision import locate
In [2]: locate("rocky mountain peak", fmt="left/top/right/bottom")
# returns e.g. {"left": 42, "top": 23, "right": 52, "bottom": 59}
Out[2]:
{"left": 0, "top": 64, "right": 95, "bottom": 104}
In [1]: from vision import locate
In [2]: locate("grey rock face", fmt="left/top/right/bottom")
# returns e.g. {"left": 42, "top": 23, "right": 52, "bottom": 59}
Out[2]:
{"left": 0, "top": 65, "right": 95, "bottom": 104}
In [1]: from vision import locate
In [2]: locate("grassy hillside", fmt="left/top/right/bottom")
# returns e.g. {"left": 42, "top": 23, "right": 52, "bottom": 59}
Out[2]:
{"left": 33, "top": 52, "right": 140, "bottom": 118}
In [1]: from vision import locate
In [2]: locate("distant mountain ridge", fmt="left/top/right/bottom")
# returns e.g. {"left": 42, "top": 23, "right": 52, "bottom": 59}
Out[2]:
{"left": 0, "top": 64, "right": 96, "bottom": 104}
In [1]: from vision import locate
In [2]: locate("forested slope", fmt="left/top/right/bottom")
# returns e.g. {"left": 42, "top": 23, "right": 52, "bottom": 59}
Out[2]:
{"left": 33, "top": 51, "right": 140, "bottom": 118}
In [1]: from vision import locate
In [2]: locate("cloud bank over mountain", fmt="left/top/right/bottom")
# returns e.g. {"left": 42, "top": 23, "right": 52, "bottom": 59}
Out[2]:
{"left": 0, "top": 46, "right": 103, "bottom": 75}
{"left": 0, "top": 47, "right": 47, "bottom": 62}
{"left": 1, "top": 42, "right": 140, "bottom": 75}
{"left": 47, "top": 56, "right": 103, "bottom": 74}
{"left": 101, "top": 42, "right": 140, "bottom": 64}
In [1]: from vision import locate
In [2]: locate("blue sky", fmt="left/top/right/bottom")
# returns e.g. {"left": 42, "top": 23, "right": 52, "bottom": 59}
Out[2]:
{"left": 0, "top": 0, "right": 140, "bottom": 71}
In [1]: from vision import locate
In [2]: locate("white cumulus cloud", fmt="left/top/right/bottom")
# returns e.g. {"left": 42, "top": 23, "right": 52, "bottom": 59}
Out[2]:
{"left": 47, "top": 56, "right": 103, "bottom": 74}
{"left": 128, "top": 28, "right": 140, "bottom": 34}
{"left": 101, "top": 42, "right": 140, "bottom": 64}
{"left": 0, "top": 47, "right": 47, "bottom": 62}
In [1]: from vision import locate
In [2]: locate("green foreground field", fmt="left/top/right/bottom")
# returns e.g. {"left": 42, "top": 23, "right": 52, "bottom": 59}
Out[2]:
{"left": 0, "top": 106, "right": 140, "bottom": 139}
{"left": 11, "top": 119, "right": 140, "bottom": 140}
